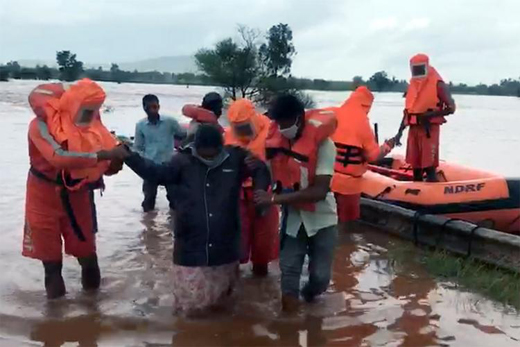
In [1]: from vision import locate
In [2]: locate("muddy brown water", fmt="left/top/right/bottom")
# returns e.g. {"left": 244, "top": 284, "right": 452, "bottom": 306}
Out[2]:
{"left": 1, "top": 81, "right": 519, "bottom": 346}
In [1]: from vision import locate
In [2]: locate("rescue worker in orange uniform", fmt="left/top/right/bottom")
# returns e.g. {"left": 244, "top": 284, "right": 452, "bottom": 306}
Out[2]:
{"left": 224, "top": 99, "right": 279, "bottom": 276}
{"left": 331, "top": 86, "right": 396, "bottom": 231}
{"left": 254, "top": 95, "right": 338, "bottom": 312}
{"left": 397, "top": 54, "right": 456, "bottom": 182}
{"left": 23, "top": 79, "right": 123, "bottom": 299}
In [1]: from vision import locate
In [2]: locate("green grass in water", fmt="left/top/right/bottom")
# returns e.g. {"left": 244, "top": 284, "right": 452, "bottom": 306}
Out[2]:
{"left": 388, "top": 244, "right": 520, "bottom": 310}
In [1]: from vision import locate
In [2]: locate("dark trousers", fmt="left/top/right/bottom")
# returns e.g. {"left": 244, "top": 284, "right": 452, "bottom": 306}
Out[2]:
{"left": 280, "top": 225, "right": 337, "bottom": 298}
{"left": 142, "top": 180, "right": 176, "bottom": 211}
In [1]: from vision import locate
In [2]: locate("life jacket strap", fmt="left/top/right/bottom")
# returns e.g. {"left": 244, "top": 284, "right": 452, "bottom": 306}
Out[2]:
{"left": 334, "top": 143, "right": 364, "bottom": 167}
{"left": 266, "top": 147, "right": 309, "bottom": 162}
{"left": 29, "top": 167, "right": 87, "bottom": 242}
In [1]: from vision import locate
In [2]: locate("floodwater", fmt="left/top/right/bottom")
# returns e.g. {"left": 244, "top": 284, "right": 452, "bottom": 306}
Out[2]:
{"left": 1, "top": 80, "right": 519, "bottom": 346}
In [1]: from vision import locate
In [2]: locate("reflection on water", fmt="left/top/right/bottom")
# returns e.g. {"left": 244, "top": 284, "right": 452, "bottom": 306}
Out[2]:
{"left": 1, "top": 80, "right": 519, "bottom": 346}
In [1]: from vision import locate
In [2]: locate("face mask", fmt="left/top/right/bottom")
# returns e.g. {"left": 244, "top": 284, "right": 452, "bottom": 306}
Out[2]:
{"left": 198, "top": 156, "right": 218, "bottom": 166}
{"left": 193, "top": 147, "right": 226, "bottom": 167}
{"left": 279, "top": 118, "right": 299, "bottom": 139}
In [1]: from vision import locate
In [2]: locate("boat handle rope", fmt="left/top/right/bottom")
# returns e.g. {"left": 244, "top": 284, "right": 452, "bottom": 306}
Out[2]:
{"left": 466, "top": 225, "right": 481, "bottom": 258}
{"left": 374, "top": 186, "right": 394, "bottom": 199}
{"left": 412, "top": 213, "right": 481, "bottom": 258}
{"left": 412, "top": 211, "right": 423, "bottom": 246}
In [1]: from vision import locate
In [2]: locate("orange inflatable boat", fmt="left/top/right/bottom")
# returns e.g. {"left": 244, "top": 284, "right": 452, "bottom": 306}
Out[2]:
{"left": 362, "top": 155, "right": 520, "bottom": 234}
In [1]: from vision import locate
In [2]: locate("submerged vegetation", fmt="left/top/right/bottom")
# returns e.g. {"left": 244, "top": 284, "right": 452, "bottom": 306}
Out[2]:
{"left": 388, "top": 243, "right": 520, "bottom": 310}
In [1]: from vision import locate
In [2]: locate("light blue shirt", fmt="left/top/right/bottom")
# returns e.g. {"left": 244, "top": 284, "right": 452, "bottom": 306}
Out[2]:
{"left": 133, "top": 116, "right": 186, "bottom": 164}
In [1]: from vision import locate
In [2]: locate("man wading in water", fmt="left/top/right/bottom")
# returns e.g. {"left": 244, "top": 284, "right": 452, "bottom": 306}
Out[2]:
{"left": 134, "top": 94, "right": 186, "bottom": 212}
{"left": 255, "top": 95, "right": 339, "bottom": 312}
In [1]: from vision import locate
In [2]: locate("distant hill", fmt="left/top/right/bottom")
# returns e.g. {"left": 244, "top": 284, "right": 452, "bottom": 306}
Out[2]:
{"left": 15, "top": 55, "right": 198, "bottom": 74}
{"left": 118, "top": 55, "right": 197, "bottom": 73}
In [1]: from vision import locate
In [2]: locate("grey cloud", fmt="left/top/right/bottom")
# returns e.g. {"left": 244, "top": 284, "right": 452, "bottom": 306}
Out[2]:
{"left": 1, "top": 0, "right": 518, "bottom": 84}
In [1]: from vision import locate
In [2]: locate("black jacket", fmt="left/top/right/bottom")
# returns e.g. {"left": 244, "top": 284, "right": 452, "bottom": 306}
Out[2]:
{"left": 125, "top": 145, "right": 271, "bottom": 267}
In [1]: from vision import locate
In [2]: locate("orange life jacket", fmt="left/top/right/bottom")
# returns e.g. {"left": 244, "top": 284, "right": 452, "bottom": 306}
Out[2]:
{"left": 28, "top": 79, "right": 118, "bottom": 190}
{"left": 266, "top": 109, "right": 337, "bottom": 211}
{"left": 405, "top": 53, "right": 445, "bottom": 125}
{"left": 182, "top": 104, "right": 224, "bottom": 133}
{"left": 330, "top": 87, "right": 377, "bottom": 195}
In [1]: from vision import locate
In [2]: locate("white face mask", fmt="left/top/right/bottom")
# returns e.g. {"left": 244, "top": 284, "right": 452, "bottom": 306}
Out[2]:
{"left": 279, "top": 118, "right": 299, "bottom": 139}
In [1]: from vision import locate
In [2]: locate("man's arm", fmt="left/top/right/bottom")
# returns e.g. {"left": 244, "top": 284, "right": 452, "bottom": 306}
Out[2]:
{"left": 29, "top": 120, "right": 100, "bottom": 169}
{"left": 437, "top": 81, "right": 456, "bottom": 115}
{"left": 124, "top": 150, "right": 181, "bottom": 186}
{"left": 133, "top": 122, "right": 145, "bottom": 156}
{"left": 271, "top": 139, "right": 335, "bottom": 206}
{"left": 360, "top": 118, "right": 394, "bottom": 163}
{"left": 237, "top": 147, "right": 271, "bottom": 191}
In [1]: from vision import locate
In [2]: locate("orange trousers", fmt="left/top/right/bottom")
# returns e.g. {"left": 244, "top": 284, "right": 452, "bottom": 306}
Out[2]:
{"left": 406, "top": 124, "right": 440, "bottom": 169}
{"left": 23, "top": 173, "right": 97, "bottom": 262}
{"left": 239, "top": 188, "right": 279, "bottom": 265}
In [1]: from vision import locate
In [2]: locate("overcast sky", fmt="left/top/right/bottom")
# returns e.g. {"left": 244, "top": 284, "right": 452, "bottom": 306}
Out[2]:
{"left": 1, "top": 0, "right": 518, "bottom": 84}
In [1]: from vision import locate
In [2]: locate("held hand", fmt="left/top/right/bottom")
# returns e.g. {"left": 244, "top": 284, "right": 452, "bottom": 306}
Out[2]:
{"left": 394, "top": 133, "right": 403, "bottom": 147}
{"left": 245, "top": 154, "right": 262, "bottom": 171}
{"left": 97, "top": 145, "right": 130, "bottom": 161}
{"left": 254, "top": 190, "right": 273, "bottom": 207}
{"left": 385, "top": 137, "right": 396, "bottom": 149}
{"left": 105, "top": 159, "right": 124, "bottom": 176}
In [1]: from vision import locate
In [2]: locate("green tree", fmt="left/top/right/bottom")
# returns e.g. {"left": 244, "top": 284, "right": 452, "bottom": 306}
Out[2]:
{"left": 259, "top": 23, "right": 295, "bottom": 77}
{"left": 36, "top": 65, "right": 53, "bottom": 80}
{"left": 0, "top": 66, "right": 9, "bottom": 81}
{"left": 110, "top": 63, "right": 122, "bottom": 83}
{"left": 368, "top": 71, "right": 392, "bottom": 92}
{"left": 352, "top": 76, "right": 364, "bottom": 89}
{"left": 195, "top": 37, "right": 257, "bottom": 99}
{"left": 256, "top": 24, "right": 312, "bottom": 105}
{"left": 7, "top": 61, "right": 21, "bottom": 79}
{"left": 195, "top": 23, "right": 308, "bottom": 103}
{"left": 56, "top": 50, "right": 84, "bottom": 81}
{"left": 20, "top": 67, "right": 38, "bottom": 80}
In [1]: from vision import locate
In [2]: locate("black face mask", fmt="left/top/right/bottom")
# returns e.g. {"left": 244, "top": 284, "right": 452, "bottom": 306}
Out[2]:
{"left": 411, "top": 64, "right": 427, "bottom": 77}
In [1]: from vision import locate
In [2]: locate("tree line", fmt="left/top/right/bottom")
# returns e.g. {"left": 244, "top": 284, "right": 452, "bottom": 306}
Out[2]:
{"left": 1, "top": 35, "right": 519, "bottom": 99}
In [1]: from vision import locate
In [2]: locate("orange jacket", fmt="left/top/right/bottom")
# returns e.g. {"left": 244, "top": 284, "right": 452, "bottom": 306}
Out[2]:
{"left": 266, "top": 108, "right": 337, "bottom": 211}
{"left": 331, "top": 86, "right": 387, "bottom": 195}
{"left": 405, "top": 53, "right": 445, "bottom": 125}
{"left": 182, "top": 104, "right": 224, "bottom": 133}
{"left": 28, "top": 79, "right": 117, "bottom": 190}
{"left": 224, "top": 99, "right": 270, "bottom": 160}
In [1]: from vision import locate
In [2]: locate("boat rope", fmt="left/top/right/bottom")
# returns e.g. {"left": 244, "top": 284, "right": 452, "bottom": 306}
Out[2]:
{"left": 466, "top": 225, "right": 481, "bottom": 258}
{"left": 412, "top": 211, "right": 424, "bottom": 246}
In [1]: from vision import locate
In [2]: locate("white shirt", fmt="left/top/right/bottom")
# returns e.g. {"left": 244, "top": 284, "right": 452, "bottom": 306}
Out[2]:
{"left": 283, "top": 138, "right": 338, "bottom": 238}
